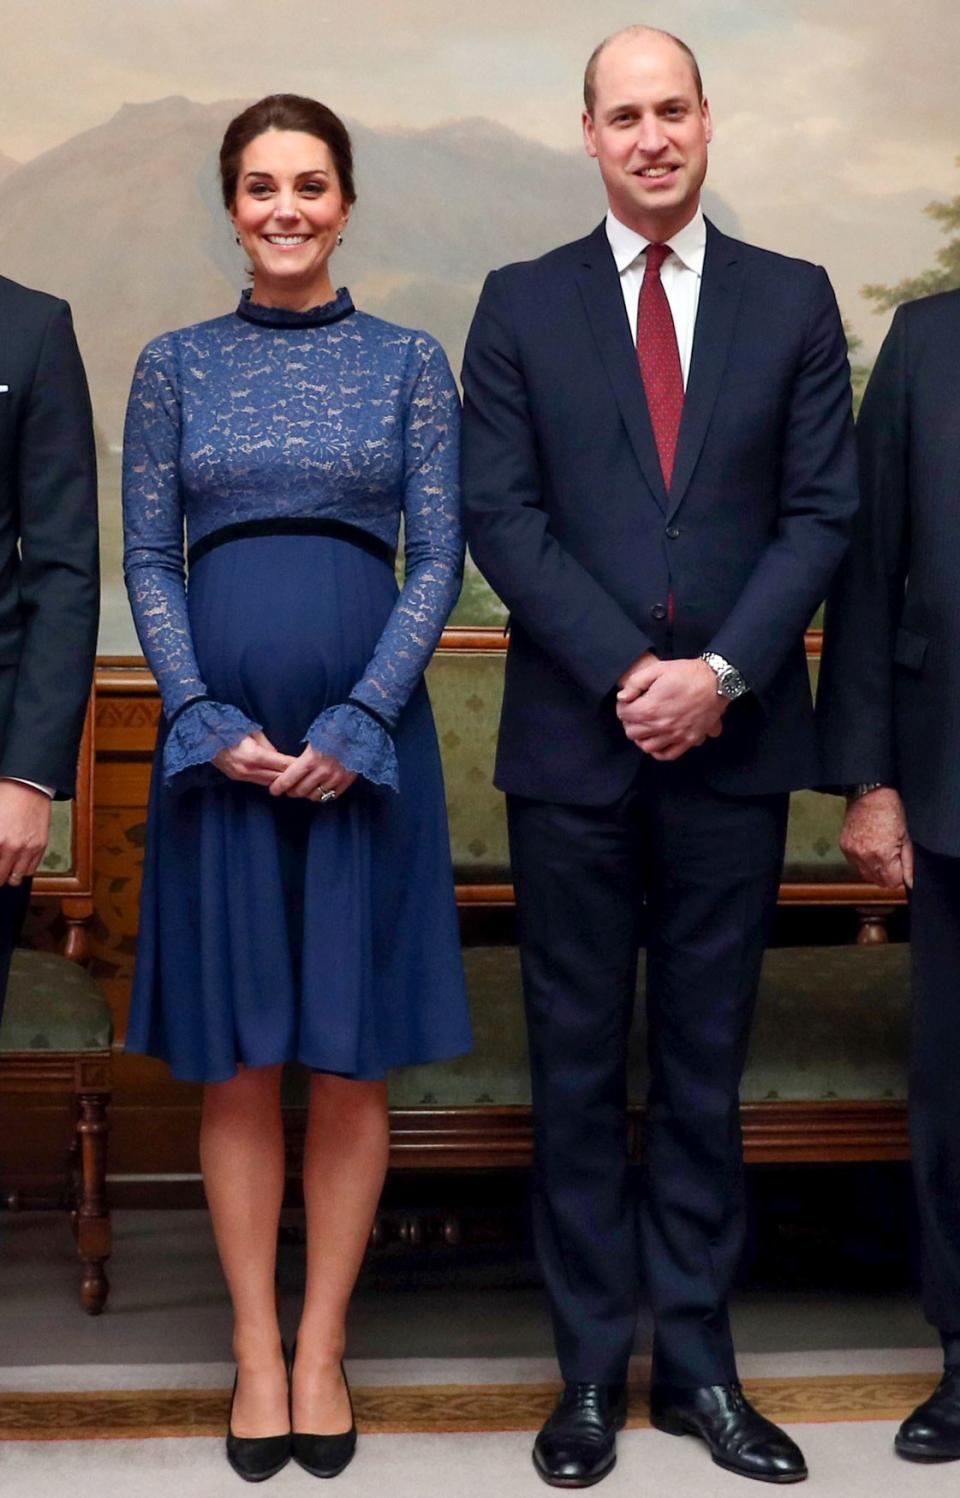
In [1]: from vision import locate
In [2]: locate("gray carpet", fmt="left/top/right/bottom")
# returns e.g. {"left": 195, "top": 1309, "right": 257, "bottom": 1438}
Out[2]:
{"left": 0, "top": 1209, "right": 940, "bottom": 1368}
{"left": 6, "top": 1424, "right": 960, "bottom": 1498}
{"left": 0, "top": 1210, "right": 951, "bottom": 1497}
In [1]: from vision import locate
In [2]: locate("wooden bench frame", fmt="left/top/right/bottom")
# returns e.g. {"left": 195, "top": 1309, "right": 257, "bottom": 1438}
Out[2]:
{"left": 447, "top": 626, "right": 907, "bottom": 933}
{"left": 297, "top": 627, "right": 909, "bottom": 1175}
{"left": 92, "top": 629, "right": 910, "bottom": 1195}
{"left": 0, "top": 695, "right": 113, "bottom": 1313}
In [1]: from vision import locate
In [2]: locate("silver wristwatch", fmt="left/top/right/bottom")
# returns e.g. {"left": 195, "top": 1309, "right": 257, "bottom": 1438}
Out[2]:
{"left": 700, "top": 651, "right": 748, "bottom": 700}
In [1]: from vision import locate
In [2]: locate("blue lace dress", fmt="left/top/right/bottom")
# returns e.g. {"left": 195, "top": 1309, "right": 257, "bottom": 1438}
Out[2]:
{"left": 122, "top": 288, "right": 471, "bottom": 1082}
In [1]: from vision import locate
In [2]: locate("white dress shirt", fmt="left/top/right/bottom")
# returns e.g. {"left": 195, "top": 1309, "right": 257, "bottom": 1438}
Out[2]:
{"left": 2, "top": 778, "right": 54, "bottom": 797}
{"left": 605, "top": 207, "right": 707, "bottom": 391}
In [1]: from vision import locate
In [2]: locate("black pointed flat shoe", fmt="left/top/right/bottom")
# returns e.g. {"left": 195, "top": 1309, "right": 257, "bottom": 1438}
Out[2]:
{"left": 896, "top": 1369, "right": 960, "bottom": 1461}
{"left": 225, "top": 1344, "right": 292, "bottom": 1483}
{"left": 290, "top": 1343, "right": 357, "bottom": 1479}
{"left": 650, "top": 1381, "right": 807, "bottom": 1484}
{"left": 532, "top": 1381, "right": 628, "bottom": 1488}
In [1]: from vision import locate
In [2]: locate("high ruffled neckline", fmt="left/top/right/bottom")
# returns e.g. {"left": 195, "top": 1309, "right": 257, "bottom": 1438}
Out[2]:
{"left": 235, "top": 286, "right": 355, "bottom": 329}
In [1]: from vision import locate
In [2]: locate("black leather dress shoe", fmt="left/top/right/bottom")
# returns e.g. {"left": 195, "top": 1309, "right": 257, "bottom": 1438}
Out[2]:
{"left": 225, "top": 1363, "right": 292, "bottom": 1483}
{"left": 895, "top": 1369, "right": 960, "bottom": 1461}
{"left": 290, "top": 1345, "right": 357, "bottom": 1479}
{"left": 650, "top": 1382, "right": 807, "bottom": 1484}
{"left": 533, "top": 1381, "right": 628, "bottom": 1488}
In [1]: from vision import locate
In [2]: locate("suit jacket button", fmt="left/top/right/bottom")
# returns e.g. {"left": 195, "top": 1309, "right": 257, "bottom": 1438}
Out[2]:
{"left": 665, "top": 526, "right": 680, "bottom": 539}
{"left": 650, "top": 603, "right": 667, "bottom": 621}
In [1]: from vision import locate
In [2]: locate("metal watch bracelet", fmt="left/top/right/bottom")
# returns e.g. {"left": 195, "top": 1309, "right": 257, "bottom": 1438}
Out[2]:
{"left": 700, "top": 651, "right": 748, "bottom": 700}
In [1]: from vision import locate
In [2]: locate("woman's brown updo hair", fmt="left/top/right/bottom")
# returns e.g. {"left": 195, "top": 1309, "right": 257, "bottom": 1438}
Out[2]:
{"left": 219, "top": 94, "right": 356, "bottom": 209}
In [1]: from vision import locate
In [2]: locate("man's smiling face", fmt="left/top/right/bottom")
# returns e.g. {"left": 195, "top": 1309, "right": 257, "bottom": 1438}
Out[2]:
{"left": 583, "top": 30, "right": 712, "bottom": 242}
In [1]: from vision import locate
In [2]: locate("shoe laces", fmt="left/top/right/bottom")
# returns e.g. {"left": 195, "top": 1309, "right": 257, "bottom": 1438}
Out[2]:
{"left": 566, "top": 1383, "right": 605, "bottom": 1415}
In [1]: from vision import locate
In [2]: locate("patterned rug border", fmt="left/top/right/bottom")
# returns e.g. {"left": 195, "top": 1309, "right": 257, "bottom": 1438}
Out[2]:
{"left": 0, "top": 1372, "right": 941, "bottom": 1442}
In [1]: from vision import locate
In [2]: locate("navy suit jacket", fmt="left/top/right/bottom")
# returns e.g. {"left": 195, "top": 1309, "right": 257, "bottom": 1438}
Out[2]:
{"left": 461, "top": 219, "right": 858, "bottom": 805}
{"left": 818, "top": 290, "right": 960, "bottom": 857}
{"left": 0, "top": 276, "right": 99, "bottom": 798}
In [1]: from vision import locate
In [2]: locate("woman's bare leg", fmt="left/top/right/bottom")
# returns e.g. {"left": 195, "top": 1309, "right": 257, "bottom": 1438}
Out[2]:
{"left": 200, "top": 1063, "right": 289, "bottom": 1437}
{"left": 292, "top": 1074, "right": 389, "bottom": 1432}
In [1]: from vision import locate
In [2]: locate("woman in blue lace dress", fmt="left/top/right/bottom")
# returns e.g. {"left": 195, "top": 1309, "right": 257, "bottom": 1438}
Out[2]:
{"left": 122, "top": 95, "right": 471, "bottom": 1480}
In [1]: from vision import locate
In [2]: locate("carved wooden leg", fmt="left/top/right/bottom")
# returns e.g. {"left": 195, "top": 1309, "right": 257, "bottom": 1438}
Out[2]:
{"left": 857, "top": 906, "right": 895, "bottom": 944}
{"left": 75, "top": 1092, "right": 111, "bottom": 1314}
{"left": 61, "top": 897, "right": 94, "bottom": 967}
{"left": 62, "top": 918, "right": 91, "bottom": 965}
{"left": 67, "top": 1097, "right": 82, "bottom": 1237}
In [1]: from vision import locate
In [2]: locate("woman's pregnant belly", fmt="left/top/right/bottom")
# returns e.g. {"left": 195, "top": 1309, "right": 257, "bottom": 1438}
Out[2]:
{"left": 187, "top": 533, "right": 398, "bottom": 755}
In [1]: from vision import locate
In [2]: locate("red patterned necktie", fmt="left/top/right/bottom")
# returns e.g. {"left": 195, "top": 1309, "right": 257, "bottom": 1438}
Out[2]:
{"left": 636, "top": 242, "right": 684, "bottom": 491}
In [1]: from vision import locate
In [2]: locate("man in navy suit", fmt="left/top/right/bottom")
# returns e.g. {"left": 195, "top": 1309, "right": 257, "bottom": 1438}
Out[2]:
{"left": 819, "top": 290, "right": 960, "bottom": 1462}
{"left": 462, "top": 26, "right": 857, "bottom": 1487}
{"left": 0, "top": 276, "right": 99, "bottom": 1019}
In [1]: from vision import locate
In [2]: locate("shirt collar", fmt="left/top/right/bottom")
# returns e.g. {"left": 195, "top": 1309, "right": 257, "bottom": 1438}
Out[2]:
{"left": 605, "top": 206, "right": 707, "bottom": 278}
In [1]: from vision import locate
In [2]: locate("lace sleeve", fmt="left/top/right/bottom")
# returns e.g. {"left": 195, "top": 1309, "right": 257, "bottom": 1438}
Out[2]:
{"left": 304, "top": 338, "right": 464, "bottom": 791}
{"left": 122, "top": 337, "right": 260, "bottom": 785}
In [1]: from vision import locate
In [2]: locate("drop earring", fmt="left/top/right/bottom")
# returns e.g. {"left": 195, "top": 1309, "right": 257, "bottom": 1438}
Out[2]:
{"left": 235, "top": 234, "right": 241, "bottom": 246}
{"left": 337, "top": 231, "right": 344, "bottom": 246}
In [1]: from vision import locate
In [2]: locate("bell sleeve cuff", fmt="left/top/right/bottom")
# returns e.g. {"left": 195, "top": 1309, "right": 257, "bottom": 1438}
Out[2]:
{"left": 303, "top": 701, "right": 399, "bottom": 793}
{"left": 162, "top": 697, "right": 262, "bottom": 791}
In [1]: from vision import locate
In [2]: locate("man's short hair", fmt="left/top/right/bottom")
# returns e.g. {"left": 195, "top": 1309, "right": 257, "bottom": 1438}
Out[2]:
{"left": 583, "top": 26, "right": 704, "bottom": 115}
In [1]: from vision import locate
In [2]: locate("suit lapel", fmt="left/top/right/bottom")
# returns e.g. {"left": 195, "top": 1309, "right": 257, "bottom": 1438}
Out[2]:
{"left": 575, "top": 223, "right": 668, "bottom": 513}
{"left": 667, "top": 222, "right": 744, "bottom": 520}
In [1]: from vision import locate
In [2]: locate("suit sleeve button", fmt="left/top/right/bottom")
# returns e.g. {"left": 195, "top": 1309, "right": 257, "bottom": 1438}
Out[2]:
{"left": 665, "top": 526, "right": 680, "bottom": 539}
{"left": 650, "top": 603, "right": 667, "bottom": 621}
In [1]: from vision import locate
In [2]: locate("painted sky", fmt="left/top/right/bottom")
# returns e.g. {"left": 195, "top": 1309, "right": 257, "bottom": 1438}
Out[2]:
{"left": 1, "top": 0, "right": 955, "bottom": 649}
{"left": 1, "top": 0, "right": 955, "bottom": 358}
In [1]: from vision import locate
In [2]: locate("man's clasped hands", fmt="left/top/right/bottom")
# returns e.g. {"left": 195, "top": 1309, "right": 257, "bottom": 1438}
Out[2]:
{"left": 617, "top": 651, "right": 726, "bottom": 762}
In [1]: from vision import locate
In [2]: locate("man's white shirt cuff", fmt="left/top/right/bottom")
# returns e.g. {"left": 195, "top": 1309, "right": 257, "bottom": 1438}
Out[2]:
{"left": 0, "top": 777, "right": 55, "bottom": 798}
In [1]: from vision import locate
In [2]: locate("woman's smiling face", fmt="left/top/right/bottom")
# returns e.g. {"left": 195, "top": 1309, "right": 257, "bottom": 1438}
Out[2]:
{"left": 230, "top": 129, "right": 350, "bottom": 306}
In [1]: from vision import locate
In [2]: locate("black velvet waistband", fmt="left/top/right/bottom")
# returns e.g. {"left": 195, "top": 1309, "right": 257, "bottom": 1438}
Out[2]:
{"left": 187, "top": 518, "right": 396, "bottom": 570}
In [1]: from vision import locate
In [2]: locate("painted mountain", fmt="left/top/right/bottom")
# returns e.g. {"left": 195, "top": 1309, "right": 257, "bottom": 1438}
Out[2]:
{"left": 0, "top": 96, "right": 737, "bottom": 643}
{"left": 0, "top": 97, "right": 592, "bottom": 439}
{"left": 0, "top": 96, "right": 740, "bottom": 438}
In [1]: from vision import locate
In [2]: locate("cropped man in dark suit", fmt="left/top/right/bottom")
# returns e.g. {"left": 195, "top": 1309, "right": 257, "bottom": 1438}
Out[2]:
{"left": 819, "top": 289, "right": 960, "bottom": 1463}
{"left": 0, "top": 275, "right": 99, "bottom": 1018}
{"left": 462, "top": 26, "right": 857, "bottom": 1487}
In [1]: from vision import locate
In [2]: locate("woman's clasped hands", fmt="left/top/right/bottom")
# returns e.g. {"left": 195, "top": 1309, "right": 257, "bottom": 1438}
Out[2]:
{"left": 213, "top": 732, "right": 357, "bottom": 802}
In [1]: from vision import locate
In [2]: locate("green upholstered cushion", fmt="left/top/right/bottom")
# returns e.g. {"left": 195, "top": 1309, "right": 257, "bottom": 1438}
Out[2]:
{"left": 426, "top": 651, "right": 510, "bottom": 883}
{"left": 37, "top": 799, "right": 73, "bottom": 876}
{"left": 0, "top": 950, "right": 112, "bottom": 1053}
{"left": 782, "top": 657, "right": 849, "bottom": 882}
{"left": 281, "top": 943, "right": 909, "bottom": 1108}
{"left": 782, "top": 790, "right": 847, "bottom": 881}
{"left": 739, "top": 944, "right": 907, "bottom": 1102}
{"left": 427, "top": 650, "right": 858, "bottom": 888}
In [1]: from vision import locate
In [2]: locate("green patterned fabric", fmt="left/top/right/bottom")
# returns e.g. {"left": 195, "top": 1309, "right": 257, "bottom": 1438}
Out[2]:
{"left": 37, "top": 799, "right": 73, "bottom": 876}
{"left": 282, "top": 943, "right": 909, "bottom": 1108}
{"left": 784, "top": 655, "right": 848, "bottom": 881}
{"left": 0, "top": 950, "right": 111, "bottom": 1053}
{"left": 426, "top": 650, "right": 856, "bottom": 887}
{"left": 783, "top": 789, "right": 847, "bottom": 880}
{"left": 427, "top": 651, "right": 510, "bottom": 882}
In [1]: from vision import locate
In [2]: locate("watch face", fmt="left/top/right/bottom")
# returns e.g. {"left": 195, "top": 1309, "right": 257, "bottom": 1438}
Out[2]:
{"left": 702, "top": 653, "right": 745, "bottom": 698}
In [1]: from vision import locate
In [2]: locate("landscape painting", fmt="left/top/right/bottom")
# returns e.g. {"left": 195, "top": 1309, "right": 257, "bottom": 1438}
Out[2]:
{"left": 0, "top": 0, "right": 956, "bottom": 650}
